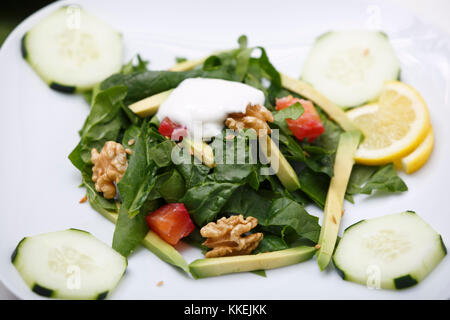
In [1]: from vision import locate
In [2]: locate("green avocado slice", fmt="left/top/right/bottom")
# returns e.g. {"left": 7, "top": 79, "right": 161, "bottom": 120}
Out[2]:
{"left": 128, "top": 89, "right": 173, "bottom": 117}
{"left": 317, "top": 130, "right": 361, "bottom": 270}
{"left": 259, "top": 135, "right": 301, "bottom": 191}
{"left": 189, "top": 246, "right": 316, "bottom": 279}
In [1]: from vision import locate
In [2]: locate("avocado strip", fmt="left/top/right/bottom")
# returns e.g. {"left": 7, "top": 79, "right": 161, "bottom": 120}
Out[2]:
{"left": 94, "top": 206, "right": 190, "bottom": 273}
{"left": 258, "top": 134, "right": 301, "bottom": 191}
{"left": 182, "top": 138, "right": 215, "bottom": 168}
{"left": 280, "top": 74, "right": 359, "bottom": 132}
{"left": 168, "top": 58, "right": 208, "bottom": 72}
{"left": 189, "top": 246, "right": 316, "bottom": 279}
{"left": 129, "top": 89, "right": 173, "bottom": 117}
{"left": 316, "top": 130, "right": 361, "bottom": 271}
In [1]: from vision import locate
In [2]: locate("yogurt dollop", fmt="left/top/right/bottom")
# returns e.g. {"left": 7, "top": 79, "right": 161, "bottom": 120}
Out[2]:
{"left": 156, "top": 78, "right": 265, "bottom": 139}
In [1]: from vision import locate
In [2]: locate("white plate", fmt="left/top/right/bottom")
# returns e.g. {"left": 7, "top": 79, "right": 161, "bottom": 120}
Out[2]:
{"left": 1, "top": 0, "right": 449, "bottom": 300}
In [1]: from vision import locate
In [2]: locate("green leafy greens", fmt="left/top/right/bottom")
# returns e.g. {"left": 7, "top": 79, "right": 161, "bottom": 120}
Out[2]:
{"left": 69, "top": 35, "right": 408, "bottom": 265}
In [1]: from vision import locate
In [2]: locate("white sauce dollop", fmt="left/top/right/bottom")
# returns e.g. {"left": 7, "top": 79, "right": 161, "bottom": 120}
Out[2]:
{"left": 156, "top": 78, "right": 265, "bottom": 139}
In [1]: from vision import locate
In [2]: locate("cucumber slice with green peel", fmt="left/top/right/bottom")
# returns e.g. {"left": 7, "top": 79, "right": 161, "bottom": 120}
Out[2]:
{"left": 12, "top": 229, "right": 127, "bottom": 299}
{"left": 333, "top": 212, "right": 447, "bottom": 290}
{"left": 23, "top": 7, "right": 122, "bottom": 92}
{"left": 302, "top": 31, "right": 400, "bottom": 108}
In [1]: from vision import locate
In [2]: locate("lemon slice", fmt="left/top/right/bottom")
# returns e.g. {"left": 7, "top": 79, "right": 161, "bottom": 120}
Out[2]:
{"left": 346, "top": 81, "right": 430, "bottom": 165}
{"left": 394, "top": 127, "right": 434, "bottom": 174}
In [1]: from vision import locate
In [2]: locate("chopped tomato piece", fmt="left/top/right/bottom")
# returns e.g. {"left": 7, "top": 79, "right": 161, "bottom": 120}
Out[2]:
{"left": 146, "top": 203, "right": 194, "bottom": 245}
{"left": 275, "top": 95, "right": 324, "bottom": 142}
{"left": 158, "top": 117, "right": 187, "bottom": 141}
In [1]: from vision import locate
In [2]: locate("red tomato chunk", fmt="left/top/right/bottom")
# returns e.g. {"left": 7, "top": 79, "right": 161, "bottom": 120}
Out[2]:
{"left": 275, "top": 96, "right": 324, "bottom": 142}
{"left": 158, "top": 117, "right": 187, "bottom": 141}
{"left": 146, "top": 203, "right": 195, "bottom": 245}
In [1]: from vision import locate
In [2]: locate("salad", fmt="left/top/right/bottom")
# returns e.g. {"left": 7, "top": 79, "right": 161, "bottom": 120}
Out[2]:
{"left": 11, "top": 7, "right": 446, "bottom": 299}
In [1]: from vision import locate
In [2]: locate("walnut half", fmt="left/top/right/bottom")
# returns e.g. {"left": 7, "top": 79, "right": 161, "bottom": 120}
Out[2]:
{"left": 225, "top": 104, "right": 273, "bottom": 136}
{"left": 200, "top": 215, "right": 263, "bottom": 258}
{"left": 91, "top": 141, "right": 128, "bottom": 199}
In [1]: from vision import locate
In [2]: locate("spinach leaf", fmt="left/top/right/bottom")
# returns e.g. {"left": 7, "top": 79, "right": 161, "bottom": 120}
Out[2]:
{"left": 222, "top": 186, "right": 273, "bottom": 222}
{"left": 148, "top": 140, "right": 175, "bottom": 167}
{"left": 222, "top": 187, "right": 320, "bottom": 242}
{"left": 82, "top": 172, "right": 118, "bottom": 215}
{"left": 312, "top": 110, "right": 343, "bottom": 153}
{"left": 69, "top": 86, "right": 128, "bottom": 173}
{"left": 210, "top": 131, "right": 263, "bottom": 187}
{"left": 121, "top": 124, "right": 141, "bottom": 151}
{"left": 254, "top": 234, "right": 289, "bottom": 253}
{"left": 346, "top": 164, "right": 408, "bottom": 202}
{"left": 177, "top": 162, "right": 211, "bottom": 189}
{"left": 279, "top": 133, "right": 333, "bottom": 177}
{"left": 182, "top": 182, "right": 240, "bottom": 226}
{"left": 297, "top": 167, "right": 330, "bottom": 208}
{"left": 117, "top": 123, "right": 158, "bottom": 218}
{"left": 266, "top": 197, "right": 321, "bottom": 243}
{"left": 101, "top": 68, "right": 234, "bottom": 105}
{"left": 112, "top": 199, "right": 160, "bottom": 257}
{"left": 361, "top": 164, "right": 407, "bottom": 194}
{"left": 153, "top": 169, "right": 186, "bottom": 203}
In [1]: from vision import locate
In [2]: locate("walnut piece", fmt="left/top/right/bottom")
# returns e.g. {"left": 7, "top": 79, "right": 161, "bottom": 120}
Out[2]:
{"left": 200, "top": 215, "right": 263, "bottom": 258}
{"left": 91, "top": 141, "right": 128, "bottom": 199}
{"left": 225, "top": 104, "right": 273, "bottom": 135}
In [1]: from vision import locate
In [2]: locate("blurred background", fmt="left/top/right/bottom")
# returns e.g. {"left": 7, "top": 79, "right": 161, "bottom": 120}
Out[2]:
{"left": 1, "top": 0, "right": 450, "bottom": 48}
{"left": 0, "top": 0, "right": 53, "bottom": 45}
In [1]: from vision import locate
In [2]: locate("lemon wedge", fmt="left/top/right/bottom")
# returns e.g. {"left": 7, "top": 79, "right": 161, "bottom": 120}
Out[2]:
{"left": 346, "top": 81, "right": 430, "bottom": 165}
{"left": 394, "top": 127, "right": 434, "bottom": 174}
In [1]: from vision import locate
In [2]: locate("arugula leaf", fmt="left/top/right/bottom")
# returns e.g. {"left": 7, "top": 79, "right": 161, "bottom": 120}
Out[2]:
{"left": 121, "top": 55, "right": 149, "bottom": 75}
{"left": 182, "top": 182, "right": 240, "bottom": 226}
{"left": 273, "top": 102, "right": 304, "bottom": 135}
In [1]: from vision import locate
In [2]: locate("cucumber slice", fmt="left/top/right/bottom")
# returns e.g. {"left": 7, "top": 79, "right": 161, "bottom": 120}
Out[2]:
{"left": 302, "top": 31, "right": 400, "bottom": 107}
{"left": 333, "top": 212, "right": 447, "bottom": 290}
{"left": 23, "top": 6, "right": 122, "bottom": 92}
{"left": 12, "top": 229, "right": 127, "bottom": 299}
